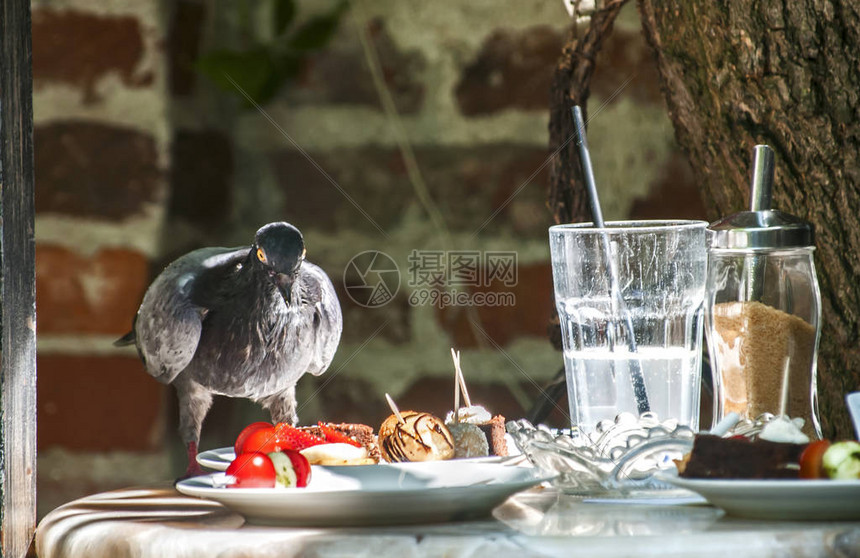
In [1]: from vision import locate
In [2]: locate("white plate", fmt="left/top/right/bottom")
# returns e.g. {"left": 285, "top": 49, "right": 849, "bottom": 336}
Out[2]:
{"left": 197, "top": 446, "right": 516, "bottom": 471}
{"left": 197, "top": 447, "right": 236, "bottom": 471}
{"left": 177, "top": 461, "right": 553, "bottom": 526}
{"left": 656, "top": 470, "right": 860, "bottom": 520}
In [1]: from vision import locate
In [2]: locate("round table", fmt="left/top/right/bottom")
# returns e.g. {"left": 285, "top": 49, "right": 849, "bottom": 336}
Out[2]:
{"left": 36, "top": 484, "right": 860, "bottom": 558}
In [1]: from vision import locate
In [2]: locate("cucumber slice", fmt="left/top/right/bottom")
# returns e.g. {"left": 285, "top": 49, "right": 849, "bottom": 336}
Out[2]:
{"left": 822, "top": 441, "right": 860, "bottom": 480}
{"left": 268, "top": 451, "right": 298, "bottom": 487}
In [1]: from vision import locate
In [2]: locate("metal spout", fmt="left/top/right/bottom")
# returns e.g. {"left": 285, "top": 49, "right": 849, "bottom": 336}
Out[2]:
{"left": 750, "top": 145, "right": 775, "bottom": 211}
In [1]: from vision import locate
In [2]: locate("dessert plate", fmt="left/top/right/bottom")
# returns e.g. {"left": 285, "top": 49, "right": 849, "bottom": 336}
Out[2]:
{"left": 176, "top": 460, "right": 554, "bottom": 526}
{"left": 656, "top": 470, "right": 860, "bottom": 520}
{"left": 197, "top": 446, "right": 515, "bottom": 471}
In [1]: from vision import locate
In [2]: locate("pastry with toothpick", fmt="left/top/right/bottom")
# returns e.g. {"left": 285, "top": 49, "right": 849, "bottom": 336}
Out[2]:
{"left": 444, "top": 349, "right": 508, "bottom": 457}
{"left": 445, "top": 349, "right": 489, "bottom": 458}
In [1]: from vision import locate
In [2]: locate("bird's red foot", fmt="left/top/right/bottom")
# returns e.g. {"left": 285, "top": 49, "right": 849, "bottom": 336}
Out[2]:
{"left": 179, "top": 441, "right": 205, "bottom": 479}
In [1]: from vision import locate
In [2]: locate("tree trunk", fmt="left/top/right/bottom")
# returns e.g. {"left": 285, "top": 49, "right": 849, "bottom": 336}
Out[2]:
{"left": 550, "top": 1, "right": 860, "bottom": 438}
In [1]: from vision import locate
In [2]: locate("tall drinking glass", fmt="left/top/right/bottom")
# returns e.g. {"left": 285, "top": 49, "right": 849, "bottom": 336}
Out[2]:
{"left": 549, "top": 220, "right": 708, "bottom": 433}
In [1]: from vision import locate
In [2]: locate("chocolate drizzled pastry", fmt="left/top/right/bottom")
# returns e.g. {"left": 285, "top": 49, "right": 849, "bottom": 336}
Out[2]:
{"left": 379, "top": 411, "right": 455, "bottom": 463}
{"left": 678, "top": 434, "right": 806, "bottom": 479}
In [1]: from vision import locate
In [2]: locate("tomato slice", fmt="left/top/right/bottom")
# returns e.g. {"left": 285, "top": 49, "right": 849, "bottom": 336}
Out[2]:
{"left": 225, "top": 452, "right": 276, "bottom": 488}
{"left": 799, "top": 439, "right": 831, "bottom": 479}
{"left": 234, "top": 421, "right": 273, "bottom": 455}
{"left": 240, "top": 426, "right": 284, "bottom": 454}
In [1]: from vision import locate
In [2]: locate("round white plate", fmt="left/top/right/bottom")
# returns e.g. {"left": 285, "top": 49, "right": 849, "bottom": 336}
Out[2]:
{"left": 197, "top": 446, "right": 518, "bottom": 471}
{"left": 177, "top": 461, "right": 553, "bottom": 526}
{"left": 197, "top": 447, "right": 235, "bottom": 471}
{"left": 656, "top": 471, "right": 860, "bottom": 520}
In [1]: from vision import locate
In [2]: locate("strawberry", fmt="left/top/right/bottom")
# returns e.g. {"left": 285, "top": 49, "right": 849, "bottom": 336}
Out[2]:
{"left": 317, "top": 422, "right": 362, "bottom": 447}
{"left": 274, "top": 422, "right": 326, "bottom": 451}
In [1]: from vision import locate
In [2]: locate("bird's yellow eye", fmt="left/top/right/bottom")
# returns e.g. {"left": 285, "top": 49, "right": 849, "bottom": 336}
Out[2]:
{"left": 256, "top": 248, "right": 267, "bottom": 263}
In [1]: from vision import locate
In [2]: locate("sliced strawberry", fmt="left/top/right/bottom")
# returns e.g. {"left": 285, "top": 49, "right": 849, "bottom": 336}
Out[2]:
{"left": 317, "top": 422, "right": 362, "bottom": 447}
{"left": 274, "top": 422, "right": 326, "bottom": 451}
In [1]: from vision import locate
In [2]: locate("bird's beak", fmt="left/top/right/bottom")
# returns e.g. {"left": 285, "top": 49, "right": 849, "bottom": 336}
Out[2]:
{"left": 274, "top": 272, "right": 295, "bottom": 305}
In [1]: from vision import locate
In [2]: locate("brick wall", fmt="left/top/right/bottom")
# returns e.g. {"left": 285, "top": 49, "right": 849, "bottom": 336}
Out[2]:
{"left": 33, "top": 0, "right": 705, "bottom": 518}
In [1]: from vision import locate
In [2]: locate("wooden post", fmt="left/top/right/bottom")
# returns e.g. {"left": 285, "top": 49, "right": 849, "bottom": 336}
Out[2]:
{"left": 0, "top": 0, "right": 38, "bottom": 556}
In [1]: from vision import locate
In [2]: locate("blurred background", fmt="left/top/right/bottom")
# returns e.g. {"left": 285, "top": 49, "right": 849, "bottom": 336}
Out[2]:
{"left": 33, "top": 0, "right": 706, "bottom": 517}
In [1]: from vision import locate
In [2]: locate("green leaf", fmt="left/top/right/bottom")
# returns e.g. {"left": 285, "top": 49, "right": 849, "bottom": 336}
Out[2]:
{"left": 273, "top": 0, "right": 296, "bottom": 36}
{"left": 195, "top": 48, "right": 275, "bottom": 104}
{"left": 272, "top": 52, "right": 302, "bottom": 79}
{"left": 287, "top": 1, "right": 347, "bottom": 51}
{"left": 256, "top": 72, "right": 286, "bottom": 107}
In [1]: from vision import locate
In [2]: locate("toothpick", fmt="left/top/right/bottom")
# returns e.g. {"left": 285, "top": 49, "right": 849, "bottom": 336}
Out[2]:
{"left": 452, "top": 349, "right": 472, "bottom": 408}
{"left": 385, "top": 393, "right": 406, "bottom": 425}
{"left": 451, "top": 348, "right": 461, "bottom": 424}
{"left": 779, "top": 357, "right": 791, "bottom": 417}
{"left": 709, "top": 412, "right": 741, "bottom": 437}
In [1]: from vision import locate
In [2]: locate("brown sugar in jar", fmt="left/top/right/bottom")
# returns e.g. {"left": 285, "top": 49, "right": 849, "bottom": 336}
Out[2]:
{"left": 711, "top": 301, "right": 816, "bottom": 436}
{"left": 706, "top": 145, "right": 823, "bottom": 439}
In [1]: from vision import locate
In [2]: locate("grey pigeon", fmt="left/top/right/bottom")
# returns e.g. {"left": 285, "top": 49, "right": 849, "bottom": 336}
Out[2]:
{"left": 116, "top": 222, "right": 342, "bottom": 476}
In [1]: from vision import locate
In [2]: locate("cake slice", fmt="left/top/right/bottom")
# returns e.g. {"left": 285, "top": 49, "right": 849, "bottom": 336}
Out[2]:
{"left": 480, "top": 414, "right": 508, "bottom": 457}
{"left": 678, "top": 434, "right": 806, "bottom": 479}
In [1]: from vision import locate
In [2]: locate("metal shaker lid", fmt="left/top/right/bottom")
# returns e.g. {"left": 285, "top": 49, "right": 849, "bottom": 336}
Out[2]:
{"left": 709, "top": 145, "right": 815, "bottom": 249}
{"left": 709, "top": 209, "right": 815, "bottom": 249}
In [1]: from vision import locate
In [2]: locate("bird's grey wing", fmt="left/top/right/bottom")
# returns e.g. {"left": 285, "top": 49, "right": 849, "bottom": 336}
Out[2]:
{"left": 135, "top": 246, "right": 248, "bottom": 384}
{"left": 296, "top": 262, "right": 343, "bottom": 376}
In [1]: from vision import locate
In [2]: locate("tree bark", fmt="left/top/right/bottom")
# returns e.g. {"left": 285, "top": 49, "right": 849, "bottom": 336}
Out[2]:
{"left": 550, "top": 0, "right": 860, "bottom": 438}
{"left": 634, "top": 1, "right": 859, "bottom": 438}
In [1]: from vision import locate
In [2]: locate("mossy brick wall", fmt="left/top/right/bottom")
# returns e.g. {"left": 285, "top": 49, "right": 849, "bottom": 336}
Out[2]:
{"left": 32, "top": 0, "right": 705, "bottom": 517}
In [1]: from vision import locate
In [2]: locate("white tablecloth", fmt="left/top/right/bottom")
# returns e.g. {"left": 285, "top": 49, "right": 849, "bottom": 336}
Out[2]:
{"left": 36, "top": 483, "right": 860, "bottom": 558}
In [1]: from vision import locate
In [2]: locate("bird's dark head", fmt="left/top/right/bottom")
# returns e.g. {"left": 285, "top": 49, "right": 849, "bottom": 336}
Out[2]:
{"left": 253, "top": 222, "right": 305, "bottom": 303}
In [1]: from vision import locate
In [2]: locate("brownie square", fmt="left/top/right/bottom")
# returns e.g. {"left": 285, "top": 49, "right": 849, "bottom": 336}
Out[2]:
{"left": 679, "top": 434, "right": 805, "bottom": 479}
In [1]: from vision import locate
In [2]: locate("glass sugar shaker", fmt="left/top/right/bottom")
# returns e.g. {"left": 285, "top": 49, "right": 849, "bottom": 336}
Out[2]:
{"left": 705, "top": 145, "right": 822, "bottom": 438}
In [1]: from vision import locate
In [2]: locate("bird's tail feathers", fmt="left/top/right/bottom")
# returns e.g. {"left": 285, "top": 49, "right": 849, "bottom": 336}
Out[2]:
{"left": 114, "top": 331, "right": 136, "bottom": 347}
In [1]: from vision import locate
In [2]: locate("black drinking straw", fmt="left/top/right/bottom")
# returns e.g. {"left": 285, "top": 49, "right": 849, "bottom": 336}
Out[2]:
{"left": 572, "top": 106, "right": 650, "bottom": 415}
